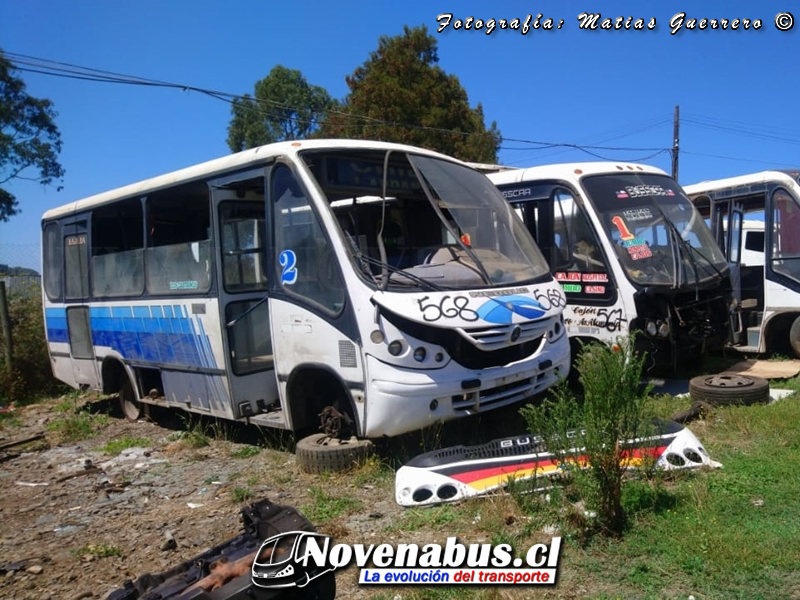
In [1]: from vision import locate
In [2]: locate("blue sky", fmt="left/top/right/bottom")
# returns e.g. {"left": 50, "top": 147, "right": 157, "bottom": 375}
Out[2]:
{"left": 1, "top": 0, "right": 798, "bottom": 271}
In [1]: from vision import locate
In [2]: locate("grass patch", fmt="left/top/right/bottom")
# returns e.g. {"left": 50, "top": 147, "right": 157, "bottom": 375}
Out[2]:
{"left": 300, "top": 486, "right": 363, "bottom": 524}
{"left": 167, "top": 427, "right": 210, "bottom": 449}
{"left": 230, "top": 486, "right": 255, "bottom": 503}
{"left": 72, "top": 543, "right": 123, "bottom": 559}
{"left": 100, "top": 436, "right": 151, "bottom": 456}
{"left": 0, "top": 409, "right": 22, "bottom": 429}
{"left": 351, "top": 454, "right": 394, "bottom": 488}
{"left": 47, "top": 401, "right": 110, "bottom": 442}
{"left": 386, "top": 504, "right": 465, "bottom": 533}
{"left": 229, "top": 444, "right": 261, "bottom": 459}
{"left": 516, "top": 398, "right": 800, "bottom": 599}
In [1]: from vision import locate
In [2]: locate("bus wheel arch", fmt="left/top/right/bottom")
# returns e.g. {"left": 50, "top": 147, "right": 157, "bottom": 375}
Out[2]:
{"left": 285, "top": 365, "right": 361, "bottom": 438}
{"left": 763, "top": 312, "right": 800, "bottom": 357}
{"left": 286, "top": 365, "right": 372, "bottom": 474}
{"left": 101, "top": 359, "right": 142, "bottom": 421}
{"left": 787, "top": 314, "right": 800, "bottom": 359}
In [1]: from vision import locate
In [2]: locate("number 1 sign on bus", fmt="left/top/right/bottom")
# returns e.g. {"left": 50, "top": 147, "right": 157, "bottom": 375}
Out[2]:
{"left": 487, "top": 162, "right": 732, "bottom": 372}
{"left": 41, "top": 140, "right": 570, "bottom": 469}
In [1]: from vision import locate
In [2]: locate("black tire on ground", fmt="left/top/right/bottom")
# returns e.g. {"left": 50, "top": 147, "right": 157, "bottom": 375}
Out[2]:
{"left": 789, "top": 316, "right": 800, "bottom": 359}
{"left": 688, "top": 372, "right": 770, "bottom": 406}
{"left": 119, "top": 377, "right": 142, "bottom": 421}
{"left": 295, "top": 433, "right": 373, "bottom": 474}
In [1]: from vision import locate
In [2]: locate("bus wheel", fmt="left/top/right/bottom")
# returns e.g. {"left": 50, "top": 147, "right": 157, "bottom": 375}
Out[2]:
{"left": 688, "top": 372, "right": 769, "bottom": 407}
{"left": 789, "top": 316, "right": 800, "bottom": 359}
{"left": 119, "top": 377, "right": 142, "bottom": 421}
{"left": 295, "top": 433, "right": 373, "bottom": 474}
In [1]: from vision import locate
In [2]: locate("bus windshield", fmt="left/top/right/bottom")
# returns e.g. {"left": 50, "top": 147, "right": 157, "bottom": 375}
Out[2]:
{"left": 302, "top": 149, "right": 550, "bottom": 290}
{"left": 582, "top": 173, "right": 728, "bottom": 287}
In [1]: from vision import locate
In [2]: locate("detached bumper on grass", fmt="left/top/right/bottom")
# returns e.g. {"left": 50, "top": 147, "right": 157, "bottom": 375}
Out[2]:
{"left": 395, "top": 420, "right": 721, "bottom": 507}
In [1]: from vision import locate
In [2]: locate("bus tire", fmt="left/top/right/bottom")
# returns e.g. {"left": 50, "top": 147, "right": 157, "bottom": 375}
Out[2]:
{"left": 119, "top": 377, "right": 142, "bottom": 421}
{"left": 789, "top": 316, "right": 800, "bottom": 359}
{"left": 688, "top": 372, "right": 769, "bottom": 407}
{"left": 295, "top": 433, "right": 373, "bottom": 474}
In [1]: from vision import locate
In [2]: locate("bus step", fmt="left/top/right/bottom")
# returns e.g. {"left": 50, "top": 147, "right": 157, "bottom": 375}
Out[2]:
{"left": 752, "top": 311, "right": 764, "bottom": 326}
{"left": 746, "top": 326, "right": 762, "bottom": 348}
{"left": 249, "top": 410, "right": 289, "bottom": 430}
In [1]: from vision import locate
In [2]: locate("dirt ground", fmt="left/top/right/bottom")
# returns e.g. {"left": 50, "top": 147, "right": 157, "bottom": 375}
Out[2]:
{"left": 0, "top": 394, "right": 419, "bottom": 600}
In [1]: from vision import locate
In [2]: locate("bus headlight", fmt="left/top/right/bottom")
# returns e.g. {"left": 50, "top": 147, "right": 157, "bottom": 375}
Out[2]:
{"left": 388, "top": 340, "right": 403, "bottom": 356}
{"left": 413, "top": 347, "right": 427, "bottom": 362}
{"left": 646, "top": 320, "right": 658, "bottom": 337}
{"left": 658, "top": 321, "right": 670, "bottom": 337}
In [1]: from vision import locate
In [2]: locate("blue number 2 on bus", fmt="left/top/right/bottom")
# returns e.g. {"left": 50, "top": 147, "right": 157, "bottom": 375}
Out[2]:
{"left": 279, "top": 250, "right": 298, "bottom": 285}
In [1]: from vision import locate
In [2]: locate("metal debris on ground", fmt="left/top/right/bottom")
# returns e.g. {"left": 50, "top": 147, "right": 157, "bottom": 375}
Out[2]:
{"left": 105, "top": 497, "right": 335, "bottom": 600}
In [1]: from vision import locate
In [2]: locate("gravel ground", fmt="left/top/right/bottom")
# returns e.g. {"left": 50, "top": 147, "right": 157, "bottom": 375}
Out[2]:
{"left": 0, "top": 395, "right": 407, "bottom": 600}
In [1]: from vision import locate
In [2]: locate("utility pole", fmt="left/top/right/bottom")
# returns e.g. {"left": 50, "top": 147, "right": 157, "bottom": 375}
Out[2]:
{"left": 672, "top": 105, "right": 680, "bottom": 182}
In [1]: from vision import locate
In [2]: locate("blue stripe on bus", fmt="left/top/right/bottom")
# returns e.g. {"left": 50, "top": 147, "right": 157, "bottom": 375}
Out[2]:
{"left": 44, "top": 304, "right": 216, "bottom": 369}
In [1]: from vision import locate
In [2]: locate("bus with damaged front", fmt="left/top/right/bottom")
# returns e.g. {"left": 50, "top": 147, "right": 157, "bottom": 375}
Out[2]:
{"left": 487, "top": 162, "right": 732, "bottom": 371}
{"left": 40, "top": 139, "right": 569, "bottom": 466}
{"left": 684, "top": 169, "right": 800, "bottom": 357}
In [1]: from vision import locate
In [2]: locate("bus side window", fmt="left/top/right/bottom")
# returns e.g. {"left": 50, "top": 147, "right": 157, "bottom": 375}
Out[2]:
{"left": 146, "top": 181, "right": 212, "bottom": 295}
{"left": 91, "top": 198, "right": 145, "bottom": 297}
{"left": 272, "top": 165, "right": 345, "bottom": 313}
{"left": 553, "top": 189, "right": 605, "bottom": 272}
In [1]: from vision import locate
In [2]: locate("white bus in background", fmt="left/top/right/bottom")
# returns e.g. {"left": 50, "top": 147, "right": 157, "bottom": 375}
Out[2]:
{"left": 684, "top": 169, "right": 800, "bottom": 357}
{"left": 41, "top": 139, "right": 570, "bottom": 468}
{"left": 488, "top": 162, "right": 732, "bottom": 371}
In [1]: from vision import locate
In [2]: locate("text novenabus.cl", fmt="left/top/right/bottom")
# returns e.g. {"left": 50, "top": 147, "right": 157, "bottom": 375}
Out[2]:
{"left": 251, "top": 532, "right": 562, "bottom": 588}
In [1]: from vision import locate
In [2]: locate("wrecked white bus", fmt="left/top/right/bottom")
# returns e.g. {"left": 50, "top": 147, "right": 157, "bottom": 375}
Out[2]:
{"left": 488, "top": 162, "right": 732, "bottom": 371}
{"left": 41, "top": 140, "right": 570, "bottom": 466}
{"left": 684, "top": 169, "right": 800, "bottom": 357}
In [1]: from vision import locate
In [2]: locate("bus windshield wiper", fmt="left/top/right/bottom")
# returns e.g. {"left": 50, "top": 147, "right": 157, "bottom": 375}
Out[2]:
{"left": 681, "top": 242, "right": 728, "bottom": 282}
{"left": 660, "top": 207, "right": 701, "bottom": 299}
{"left": 406, "top": 155, "right": 492, "bottom": 287}
{"left": 353, "top": 252, "right": 445, "bottom": 292}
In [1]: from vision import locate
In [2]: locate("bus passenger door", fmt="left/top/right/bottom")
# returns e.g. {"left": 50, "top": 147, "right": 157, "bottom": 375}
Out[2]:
{"left": 62, "top": 220, "right": 100, "bottom": 388}
{"left": 210, "top": 170, "right": 281, "bottom": 424}
{"left": 726, "top": 204, "right": 744, "bottom": 305}
{"left": 711, "top": 199, "right": 746, "bottom": 341}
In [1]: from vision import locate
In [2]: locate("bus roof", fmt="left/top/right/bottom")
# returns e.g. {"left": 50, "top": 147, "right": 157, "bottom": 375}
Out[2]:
{"left": 683, "top": 169, "right": 800, "bottom": 197}
{"left": 485, "top": 161, "right": 669, "bottom": 186}
{"left": 41, "top": 139, "right": 468, "bottom": 221}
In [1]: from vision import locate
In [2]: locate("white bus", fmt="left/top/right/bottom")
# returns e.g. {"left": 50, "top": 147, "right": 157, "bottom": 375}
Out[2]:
{"left": 41, "top": 140, "right": 569, "bottom": 463}
{"left": 684, "top": 169, "right": 800, "bottom": 357}
{"left": 487, "top": 162, "right": 732, "bottom": 371}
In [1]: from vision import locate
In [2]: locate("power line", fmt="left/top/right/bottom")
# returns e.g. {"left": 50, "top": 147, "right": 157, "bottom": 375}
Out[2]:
{"left": 5, "top": 50, "right": 674, "bottom": 162}
{"left": 682, "top": 113, "right": 800, "bottom": 146}
{"left": 8, "top": 51, "right": 792, "bottom": 168}
{"left": 682, "top": 111, "right": 800, "bottom": 137}
{"left": 682, "top": 150, "right": 798, "bottom": 167}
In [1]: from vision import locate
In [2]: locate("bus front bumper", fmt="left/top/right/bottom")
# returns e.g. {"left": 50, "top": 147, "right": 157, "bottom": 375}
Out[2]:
{"left": 362, "top": 333, "right": 570, "bottom": 438}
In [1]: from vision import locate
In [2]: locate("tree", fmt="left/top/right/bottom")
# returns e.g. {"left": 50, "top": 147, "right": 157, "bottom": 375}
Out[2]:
{"left": 0, "top": 51, "right": 65, "bottom": 222}
{"left": 227, "top": 65, "right": 335, "bottom": 152}
{"left": 318, "top": 25, "right": 501, "bottom": 163}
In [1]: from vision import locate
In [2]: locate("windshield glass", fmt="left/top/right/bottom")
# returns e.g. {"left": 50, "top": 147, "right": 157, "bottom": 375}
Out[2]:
{"left": 582, "top": 173, "right": 728, "bottom": 287}
{"left": 771, "top": 187, "right": 800, "bottom": 283}
{"left": 301, "top": 149, "right": 550, "bottom": 290}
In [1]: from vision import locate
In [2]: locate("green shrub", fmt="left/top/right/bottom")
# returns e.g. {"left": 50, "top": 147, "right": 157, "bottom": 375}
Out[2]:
{"left": 521, "top": 335, "right": 654, "bottom": 537}
{"left": 0, "top": 291, "right": 63, "bottom": 404}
